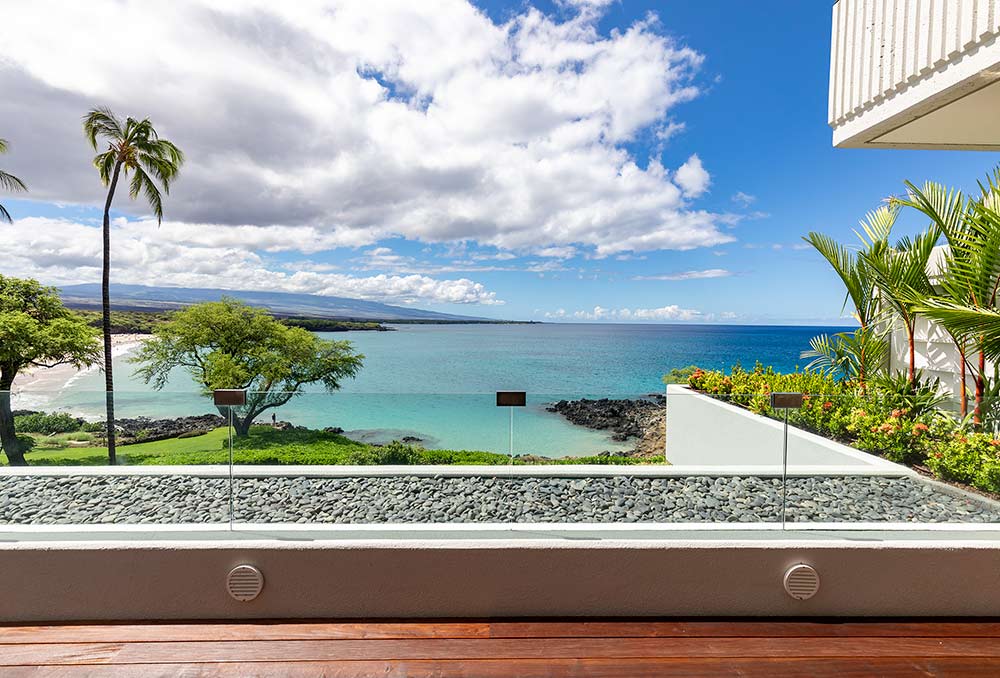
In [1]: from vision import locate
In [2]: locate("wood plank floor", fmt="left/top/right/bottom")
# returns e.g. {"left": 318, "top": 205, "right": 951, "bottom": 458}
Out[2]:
{"left": 2, "top": 619, "right": 999, "bottom": 676}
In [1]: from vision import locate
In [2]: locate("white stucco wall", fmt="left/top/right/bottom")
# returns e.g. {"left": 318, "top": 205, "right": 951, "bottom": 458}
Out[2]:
{"left": 665, "top": 385, "right": 909, "bottom": 474}
{"left": 889, "top": 315, "right": 997, "bottom": 407}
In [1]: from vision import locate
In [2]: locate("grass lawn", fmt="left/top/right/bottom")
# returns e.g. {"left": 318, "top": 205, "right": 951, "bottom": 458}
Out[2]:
{"left": 7, "top": 426, "right": 644, "bottom": 467}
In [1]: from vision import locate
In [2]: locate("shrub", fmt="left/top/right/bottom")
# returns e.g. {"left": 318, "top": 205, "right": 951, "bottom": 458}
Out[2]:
{"left": 14, "top": 412, "right": 83, "bottom": 434}
{"left": 925, "top": 433, "right": 1000, "bottom": 493}
{"left": 15, "top": 434, "right": 35, "bottom": 454}
{"left": 176, "top": 429, "right": 210, "bottom": 439}
{"left": 81, "top": 421, "right": 104, "bottom": 433}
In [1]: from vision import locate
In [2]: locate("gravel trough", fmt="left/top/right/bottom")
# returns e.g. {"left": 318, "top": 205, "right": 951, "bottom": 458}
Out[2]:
{"left": 1, "top": 474, "right": 998, "bottom": 525}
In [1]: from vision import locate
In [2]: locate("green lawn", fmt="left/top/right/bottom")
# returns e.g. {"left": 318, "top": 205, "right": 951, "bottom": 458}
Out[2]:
{"left": 8, "top": 426, "right": 643, "bottom": 467}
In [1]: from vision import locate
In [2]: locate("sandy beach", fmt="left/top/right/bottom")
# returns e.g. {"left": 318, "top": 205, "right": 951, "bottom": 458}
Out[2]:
{"left": 11, "top": 334, "right": 148, "bottom": 395}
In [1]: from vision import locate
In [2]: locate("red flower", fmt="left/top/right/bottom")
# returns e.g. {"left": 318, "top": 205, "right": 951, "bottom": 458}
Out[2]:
{"left": 913, "top": 423, "right": 929, "bottom": 432}
{"left": 822, "top": 401, "right": 833, "bottom": 411}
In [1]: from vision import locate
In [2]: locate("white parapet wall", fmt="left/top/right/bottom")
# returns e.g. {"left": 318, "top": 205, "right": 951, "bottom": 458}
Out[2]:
{"left": 665, "top": 385, "right": 910, "bottom": 475}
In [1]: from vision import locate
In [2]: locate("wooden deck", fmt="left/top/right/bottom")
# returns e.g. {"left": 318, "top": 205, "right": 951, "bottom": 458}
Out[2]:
{"left": 2, "top": 619, "right": 1000, "bottom": 676}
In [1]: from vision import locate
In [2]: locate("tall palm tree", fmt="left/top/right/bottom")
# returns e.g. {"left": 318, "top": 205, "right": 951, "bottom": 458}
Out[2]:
{"left": 0, "top": 139, "right": 27, "bottom": 223}
{"left": 802, "top": 205, "right": 895, "bottom": 387}
{"left": 83, "top": 108, "right": 184, "bottom": 463}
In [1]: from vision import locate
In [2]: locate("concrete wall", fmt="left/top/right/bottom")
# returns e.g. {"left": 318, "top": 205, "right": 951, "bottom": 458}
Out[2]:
{"left": 889, "top": 315, "right": 997, "bottom": 407}
{"left": 2, "top": 536, "right": 1000, "bottom": 621}
{"left": 665, "top": 385, "right": 908, "bottom": 474}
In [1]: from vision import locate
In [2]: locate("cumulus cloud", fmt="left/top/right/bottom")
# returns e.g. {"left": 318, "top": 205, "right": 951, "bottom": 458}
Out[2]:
{"left": 0, "top": 217, "right": 502, "bottom": 305}
{"left": 546, "top": 304, "right": 702, "bottom": 321}
{"left": 632, "top": 268, "right": 732, "bottom": 281}
{"left": 0, "top": 0, "right": 731, "bottom": 262}
{"left": 674, "top": 154, "right": 710, "bottom": 198}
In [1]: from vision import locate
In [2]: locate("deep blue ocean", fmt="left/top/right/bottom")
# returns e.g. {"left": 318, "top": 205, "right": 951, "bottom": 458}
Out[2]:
{"left": 37, "top": 323, "right": 844, "bottom": 457}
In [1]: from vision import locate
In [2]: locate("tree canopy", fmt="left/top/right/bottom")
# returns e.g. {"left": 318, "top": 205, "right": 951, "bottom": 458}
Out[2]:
{"left": 131, "top": 298, "right": 364, "bottom": 435}
{"left": 0, "top": 276, "right": 100, "bottom": 465}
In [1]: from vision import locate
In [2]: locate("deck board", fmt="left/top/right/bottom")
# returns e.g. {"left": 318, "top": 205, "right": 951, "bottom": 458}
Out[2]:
{"left": 3, "top": 619, "right": 998, "bottom": 675}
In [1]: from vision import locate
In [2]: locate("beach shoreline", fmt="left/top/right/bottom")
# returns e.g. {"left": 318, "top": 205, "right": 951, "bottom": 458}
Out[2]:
{"left": 11, "top": 334, "right": 148, "bottom": 395}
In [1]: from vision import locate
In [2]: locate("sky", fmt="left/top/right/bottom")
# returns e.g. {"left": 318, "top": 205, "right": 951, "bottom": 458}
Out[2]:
{"left": 0, "top": 0, "right": 998, "bottom": 325}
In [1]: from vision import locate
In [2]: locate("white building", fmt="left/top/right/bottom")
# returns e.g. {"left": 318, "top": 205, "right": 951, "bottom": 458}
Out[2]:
{"left": 829, "top": 1, "right": 1000, "bottom": 401}
{"left": 829, "top": 0, "right": 1000, "bottom": 150}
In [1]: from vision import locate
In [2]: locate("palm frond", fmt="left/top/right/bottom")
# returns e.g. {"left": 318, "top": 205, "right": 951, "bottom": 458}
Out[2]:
{"left": 128, "top": 166, "right": 164, "bottom": 223}
{"left": 0, "top": 202, "right": 12, "bottom": 224}
{"left": 82, "top": 107, "right": 124, "bottom": 149}
{"left": 0, "top": 169, "right": 27, "bottom": 193}
{"left": 917, "top": 301, "right": 1000, "bottom": 361}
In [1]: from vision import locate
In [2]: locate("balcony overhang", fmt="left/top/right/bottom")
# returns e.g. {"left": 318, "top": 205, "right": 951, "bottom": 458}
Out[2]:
{"left": 830, "top": 0, "right": 1000, "bottom": 150}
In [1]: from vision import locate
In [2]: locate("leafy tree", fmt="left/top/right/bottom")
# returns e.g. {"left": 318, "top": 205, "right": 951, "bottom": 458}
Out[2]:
{"left": 0, "top": 138, "right": 27, "bottom": 223}
{"left": 83, "top": 108, "right": 184, "bottom": 463}
{"left": 0, "top": 277, "right": 100, "bottom": 465}
{"left": 131, "top": 299, "right": 364, "bottom": 436}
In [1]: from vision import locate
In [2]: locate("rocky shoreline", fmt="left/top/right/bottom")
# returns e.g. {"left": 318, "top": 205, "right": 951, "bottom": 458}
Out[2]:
{"left": 546, "top": 395, "right": 665, "bottom": 460}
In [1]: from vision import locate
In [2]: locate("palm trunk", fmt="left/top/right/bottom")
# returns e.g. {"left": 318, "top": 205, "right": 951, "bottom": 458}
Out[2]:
{"left": 974, "top": 348, "right": 986, "bottom": 427}
{"left": 0, "top": 371, "right": 25, "bottom": 466}
{"left": 907, "top": 322, "right": 916, "bottom": 387}
{"left": 102, "top": 161, "right": 123, "bottom": 465}
{"left": 959, "top": 345, "right": 968, "bottom": 418}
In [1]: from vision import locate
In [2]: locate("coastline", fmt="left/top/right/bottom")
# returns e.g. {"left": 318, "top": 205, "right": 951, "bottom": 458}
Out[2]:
{"left": 11, "top": 334, "right": 148, "bottom": 395}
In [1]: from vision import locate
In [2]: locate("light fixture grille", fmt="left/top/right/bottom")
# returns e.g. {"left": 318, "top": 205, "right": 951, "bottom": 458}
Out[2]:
{"left": 783, "top": 564, "right": 820, "bottom": 600}
{"left": 227, "top": 565, "right": 264, "bottom": 602}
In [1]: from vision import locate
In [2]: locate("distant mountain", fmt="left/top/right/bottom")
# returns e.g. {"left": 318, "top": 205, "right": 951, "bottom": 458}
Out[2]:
{"left": 58, "top": 283, "right": 488, "bottom": 321}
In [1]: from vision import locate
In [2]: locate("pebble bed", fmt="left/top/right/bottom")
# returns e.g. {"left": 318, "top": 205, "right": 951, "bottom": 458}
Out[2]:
{"left": 1, "top": 474, "right": 998, "bottom": 525}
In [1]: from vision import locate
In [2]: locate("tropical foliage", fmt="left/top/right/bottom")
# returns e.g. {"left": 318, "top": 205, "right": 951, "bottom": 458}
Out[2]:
{"left": 0, "top": 138, "right": 27, "bottom": 223}
{"left": 688, "top": 364, "right": 1000, "bottom": 494}
{"left": 83, "top": 108, "right": 185, "bottom": 463}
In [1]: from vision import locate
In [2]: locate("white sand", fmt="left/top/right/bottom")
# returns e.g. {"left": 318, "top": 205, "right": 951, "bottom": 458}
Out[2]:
{"left": 11, "top": 334, "right": 148, "bottom": 394}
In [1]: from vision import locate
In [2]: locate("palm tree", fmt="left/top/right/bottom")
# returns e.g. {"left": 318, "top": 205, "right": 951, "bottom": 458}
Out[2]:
{"left": 860, "top": 220, "right": 941, "bottom": 388}
{"left": 83, "top": 108, "right": 184, "bottom": 463}
{"left": 802, "top": 205, "right": 896, "bottom": 387}
{"left": 0, "top": 139, "right": 27, "bottom": 223}
{"left": 892, "top": 180, "right": 974, "bottom": 414}
{"left": 905, "top": 171, "right": 1000, "bottom": 421}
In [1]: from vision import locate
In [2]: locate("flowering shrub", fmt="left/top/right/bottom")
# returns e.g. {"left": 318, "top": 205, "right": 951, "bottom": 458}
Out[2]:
{"left": 683, "top": 365, "right": 1000, "bottom": 494}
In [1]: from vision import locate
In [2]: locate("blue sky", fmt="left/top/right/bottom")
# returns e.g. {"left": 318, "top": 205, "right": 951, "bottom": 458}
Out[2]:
{"left": 1, "top": 0, "right": 998, "bottom": 324}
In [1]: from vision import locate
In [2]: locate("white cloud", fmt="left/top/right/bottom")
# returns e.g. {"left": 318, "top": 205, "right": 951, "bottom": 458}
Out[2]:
{"left": 546, "top": 304, "right": 702, "bottom": 321}
{"left": 632, "top": 268, "right": 732, "bottom": 281}
{"left": 0, "top": 0, "right": 730, "bottom": 259}
{"left": 1, "top": 217, "right": 502, "bottom": 305}
{"left": 674, "top": 154, "right": 710, "bottom": 198}
{"left": 731, "top": 191, "right": 756, "bottom": 207}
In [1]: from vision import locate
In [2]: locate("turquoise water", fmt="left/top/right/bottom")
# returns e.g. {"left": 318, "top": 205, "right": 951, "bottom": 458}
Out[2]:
{"left": 36, "top": 323, "right": 842, "bottom": 456}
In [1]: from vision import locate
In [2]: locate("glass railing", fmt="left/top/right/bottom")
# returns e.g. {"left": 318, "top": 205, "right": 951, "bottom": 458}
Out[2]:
{"left": 1, "top": 385, "right": 998, "bottom": 532}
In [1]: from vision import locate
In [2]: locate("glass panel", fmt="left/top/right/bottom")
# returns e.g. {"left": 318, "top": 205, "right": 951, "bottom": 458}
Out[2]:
{"left": 782, "top": 393, "right": 1000, "bottom": 527}
{"left": 222, "top": 388, "right": 789, "bottom": 526}
{"left": 1, "top": 388, "right": 232, "bottom": 527}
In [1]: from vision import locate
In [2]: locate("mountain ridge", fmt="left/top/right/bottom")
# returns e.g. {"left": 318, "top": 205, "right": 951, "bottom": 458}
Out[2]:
{"left": 58, "top": 283, "right": 492, "bottom": 322}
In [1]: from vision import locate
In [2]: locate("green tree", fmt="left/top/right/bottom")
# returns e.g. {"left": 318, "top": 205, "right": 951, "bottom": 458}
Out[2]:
{"left": 131, "top": 299, "right": 364, "bottom": 436}
{"left": 802, "top": 205, "right": 896, "bottom": 387}
{"left": 0, "top": 277, "right": 100, "bottom": 465}
{"left": 83, "top": 108, "right": 184, "bottom": 463}
{"left": 904, "top": 171, "right": 1000, "bottom": 421}
{"left": 0, "top": 138, "right": 28, "bottom": 223}
{"left": 860, "top": 217, "right": 941, "bottom": 387}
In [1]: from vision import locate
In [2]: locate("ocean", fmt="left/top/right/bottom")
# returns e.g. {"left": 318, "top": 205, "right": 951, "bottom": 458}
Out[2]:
{"left": 26, "top": 323, "right": 844, "bottom": 457}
